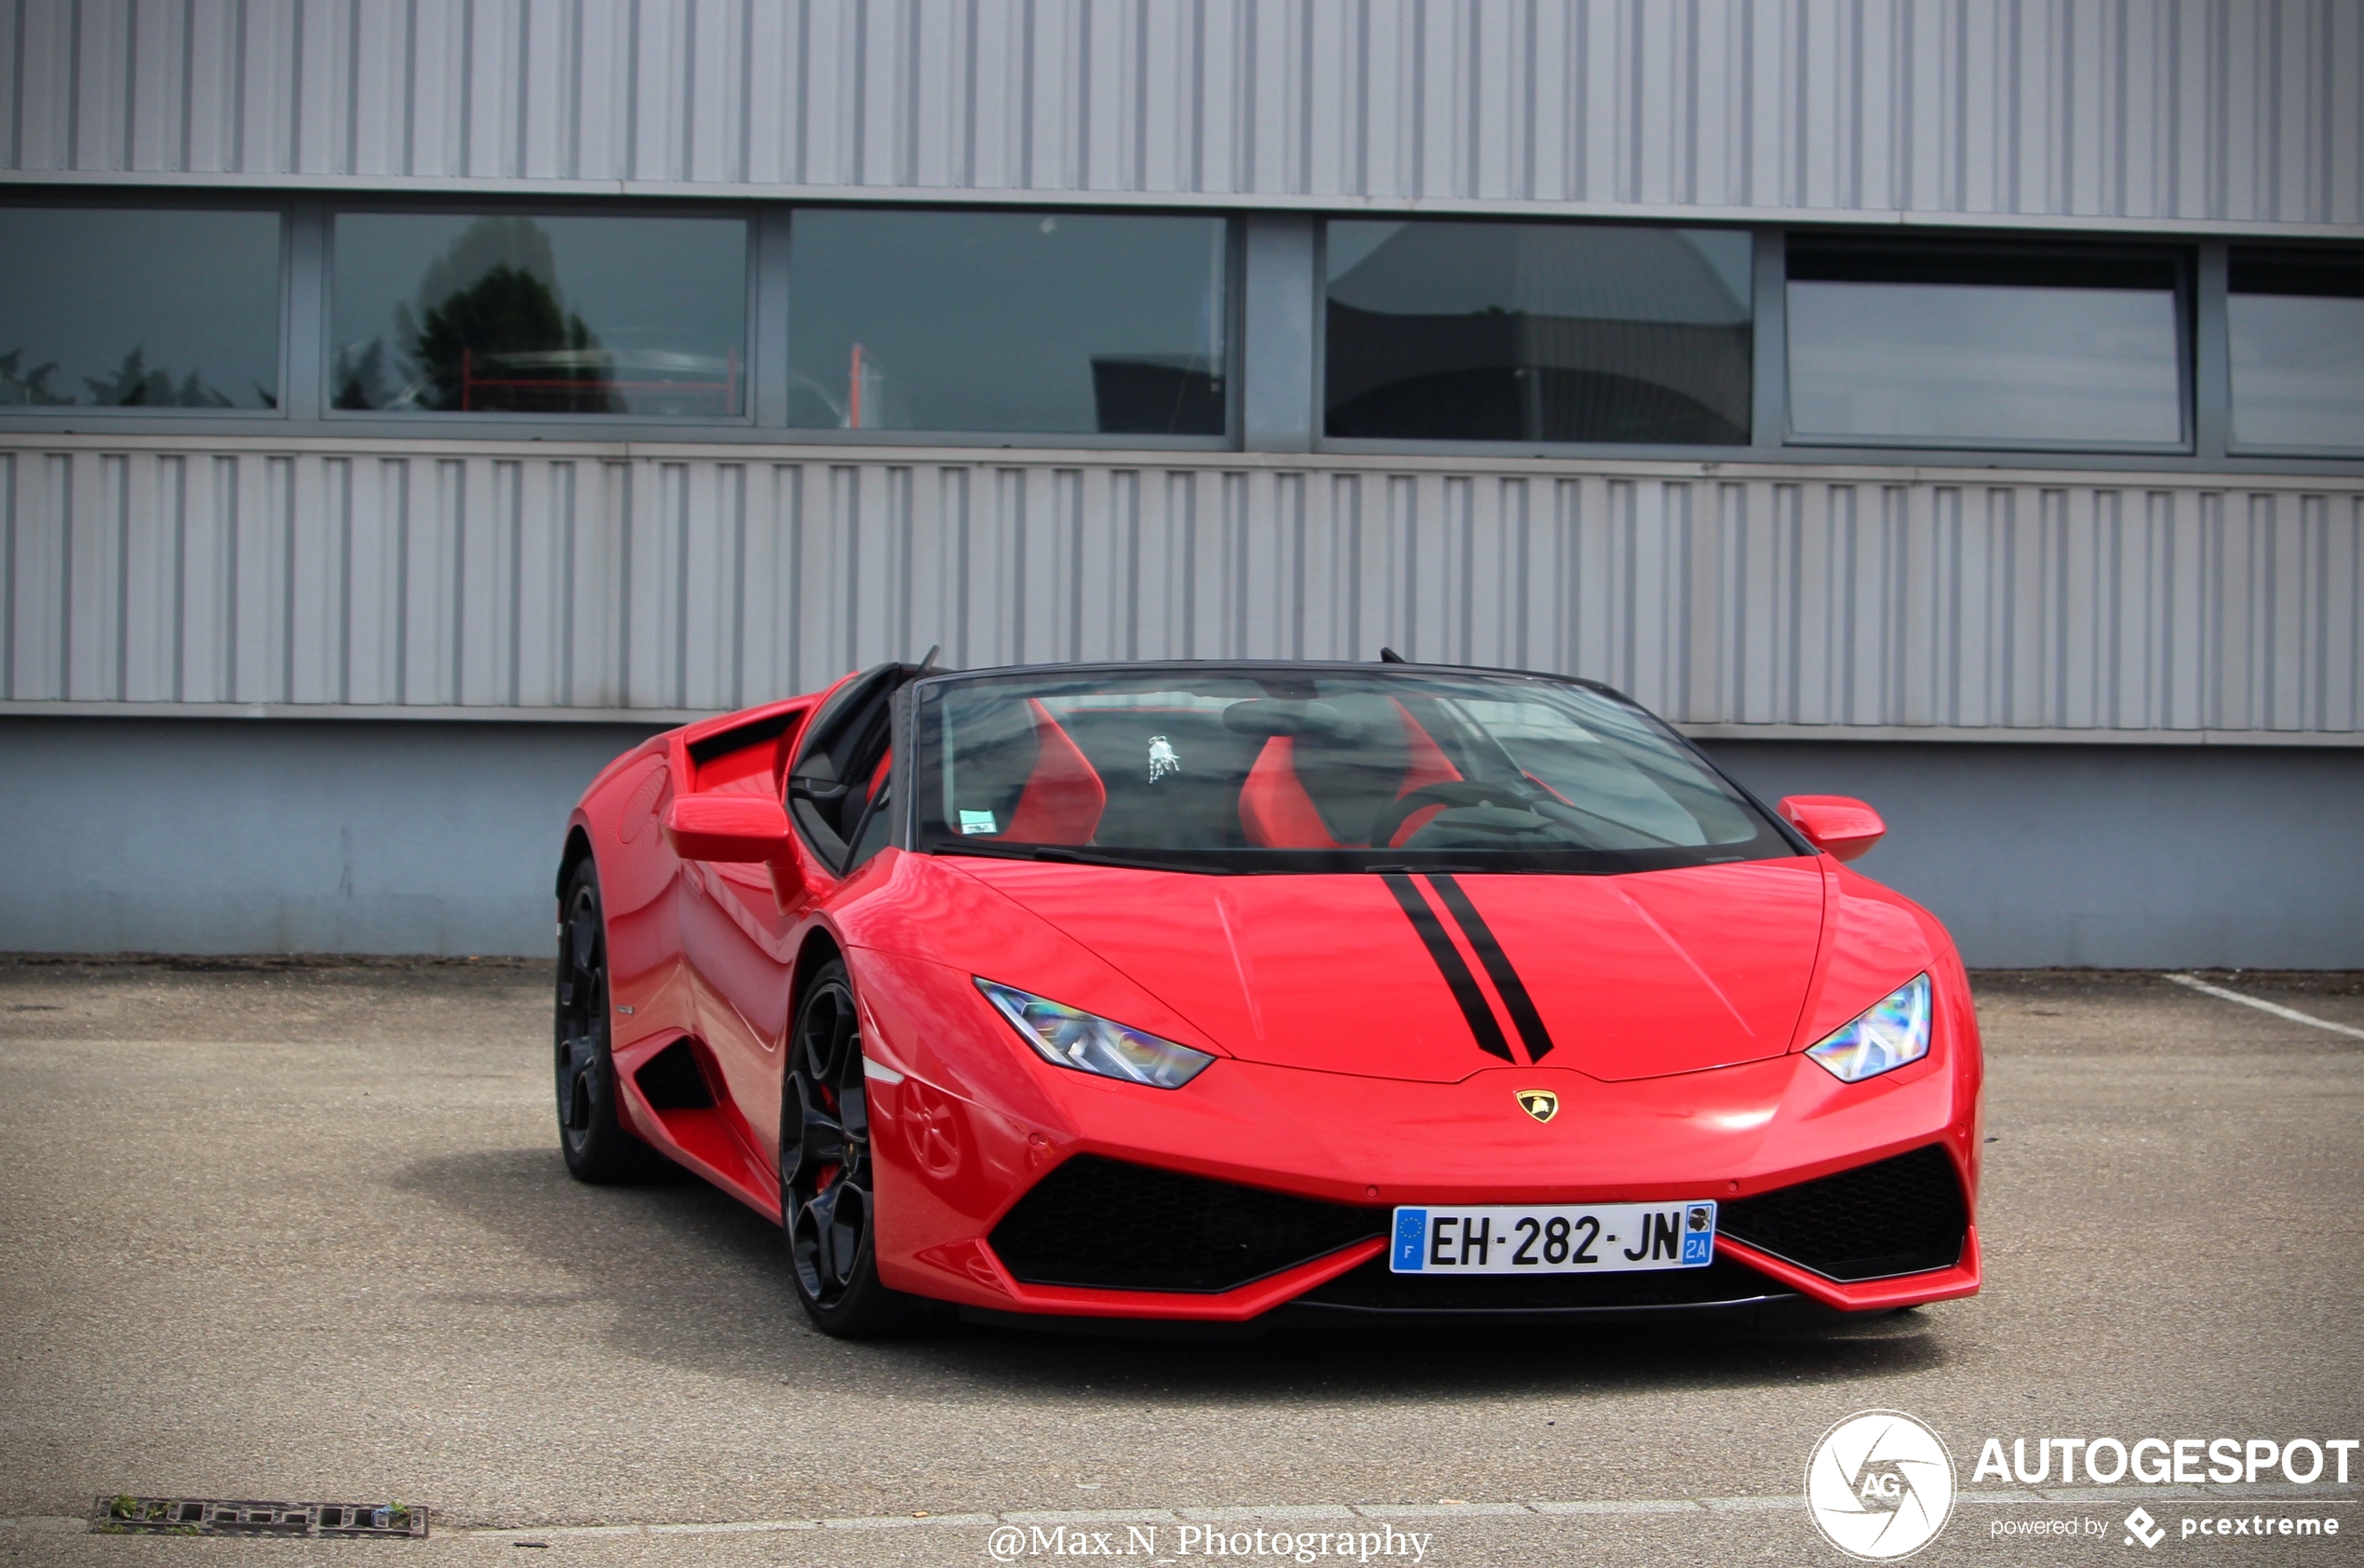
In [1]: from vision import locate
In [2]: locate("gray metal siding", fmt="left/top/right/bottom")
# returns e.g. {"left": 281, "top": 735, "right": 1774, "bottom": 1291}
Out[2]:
{"left": 4, "top": 0, "right": 2357, "bottom": 229}
{"left": 12, "top": 717, "right": 2361, "bottom": 961}
{"left": 6, "top": 438, "right": 2357, "bottom": 737}
{"left": 1700, "top": 739, "right": 2364, "bottom": 967}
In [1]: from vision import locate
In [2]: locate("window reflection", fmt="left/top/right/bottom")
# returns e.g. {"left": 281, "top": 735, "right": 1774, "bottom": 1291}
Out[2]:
{"left": 1786, "top": 243, "right": 2184, "bottom": 448}
{"left": 0, "top": 208, "right": 281, "bottom": 409}
{"left": 2230, "top": 248, "right": 2364, "bottom": 453}
{"left": 786, "top": 209, "right": 1229, "bottom": 435}
{"left": 1323, "top": 221, "right": 1753, "bottom": 444}
{"left": 330, "top": 213, "right": 746, "bottom": 416}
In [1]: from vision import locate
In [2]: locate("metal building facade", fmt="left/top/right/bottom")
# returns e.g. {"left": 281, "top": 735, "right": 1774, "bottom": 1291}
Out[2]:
{"left": 6, "top": 442, "right": 2358, "bottom": 743}
{"left": 6, "top": 0, "right": 2357, "bottom": 229}
{"left": 1, "top": 0, "right": 2357, "bottom": 962}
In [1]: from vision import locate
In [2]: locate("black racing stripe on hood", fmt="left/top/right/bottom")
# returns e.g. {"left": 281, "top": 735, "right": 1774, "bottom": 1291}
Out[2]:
{"left": 1380, "top": 872, "right": 1512, "bottom": 1062}
{"left": 1427, "top": 873, "right": 1556, "bottom": 1063}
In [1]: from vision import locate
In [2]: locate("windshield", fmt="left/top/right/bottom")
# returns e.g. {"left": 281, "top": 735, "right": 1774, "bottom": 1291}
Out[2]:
{"left": 909, "top": 666, "right": 1798, "bottom": 874}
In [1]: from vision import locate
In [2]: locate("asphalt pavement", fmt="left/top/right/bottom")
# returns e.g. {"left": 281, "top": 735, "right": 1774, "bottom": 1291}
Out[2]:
{"left": 2, "top": 959, "right": 2359, "bottom": 1567}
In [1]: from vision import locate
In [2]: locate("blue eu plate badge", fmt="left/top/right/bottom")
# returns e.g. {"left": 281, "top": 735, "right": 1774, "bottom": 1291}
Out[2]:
{"left": 1391, "top": 1209, "right": 1429, "bottom": 1271}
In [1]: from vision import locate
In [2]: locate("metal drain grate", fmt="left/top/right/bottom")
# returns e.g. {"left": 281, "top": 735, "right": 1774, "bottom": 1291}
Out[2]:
{"left": 91, "top": 1495, "right": 429, "bottom": 1538}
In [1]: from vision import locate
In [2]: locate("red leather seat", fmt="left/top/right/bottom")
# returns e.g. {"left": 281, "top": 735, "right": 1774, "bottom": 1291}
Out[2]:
{"left": 1237, "top": 735, "right": 1339, "bottom": 848}
{"left": 1001, "top": 700, "right": 1107, "bottom": 845}
{"left": 1237, "top": 701, "right": 1460, "bottom": 849}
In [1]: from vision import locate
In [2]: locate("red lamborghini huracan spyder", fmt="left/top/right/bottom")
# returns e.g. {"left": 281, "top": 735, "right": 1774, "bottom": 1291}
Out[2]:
{"left": 555, "top": 658, "right": 1981, "bottom": 1336}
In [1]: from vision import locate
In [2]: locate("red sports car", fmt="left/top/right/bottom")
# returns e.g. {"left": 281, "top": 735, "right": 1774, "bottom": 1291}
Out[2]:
{"left": 555, "top": 659, "right": 1981, "bottom": 1337}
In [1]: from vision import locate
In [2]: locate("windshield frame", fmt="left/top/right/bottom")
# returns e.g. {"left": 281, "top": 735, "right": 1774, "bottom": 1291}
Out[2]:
{"left": 900, "top": 660, "right": 1811, "bottom": 877}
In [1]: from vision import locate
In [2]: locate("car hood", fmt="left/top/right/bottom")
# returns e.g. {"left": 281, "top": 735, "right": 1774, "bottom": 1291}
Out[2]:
{"left": 947, "top": 859, "right": 1828, "bottom": 1083}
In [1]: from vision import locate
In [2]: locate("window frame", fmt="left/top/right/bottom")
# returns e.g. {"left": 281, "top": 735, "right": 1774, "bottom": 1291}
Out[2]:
{"left": 0, "top": 194, "right": 1241, "bottom": 448}
{"left": 1312, "top": 213, "right": 1763, "bottom": 457}
{"left": 0, "top": 191, "right": 2355, "bottom": 477}
{"left": 1307, "top": 218, "right": 2355, "bottom": 476}
{"left": 0, "top": 191, "right": 295, "bottom": 422}
{"left": 318, "top": 194, "right": 764, "bottom": 430}
{"left": 776, "top": 201, "right": 1242, "bottom": 450}
{"left": 2221, "top": 240, "right": 2364, "bottom": 461}
{"left": 1777, "top": 235, "right": 2197, "bottom": 457}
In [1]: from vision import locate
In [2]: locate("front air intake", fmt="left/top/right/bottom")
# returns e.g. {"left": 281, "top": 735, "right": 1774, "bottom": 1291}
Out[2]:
{"left": 988, "top": 1155, "right": 1386, "bottom": 1293}
{"left": 1718, "top": 1144, "right": 1968, "bottom": 1281}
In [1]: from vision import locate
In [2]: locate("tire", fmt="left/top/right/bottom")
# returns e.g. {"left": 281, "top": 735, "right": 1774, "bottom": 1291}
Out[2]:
{"left": 554, "top": 858, "right": 665, "bottom": 1184}
{"left": 780, "top": 959, "right": 939, "bottom": 1337}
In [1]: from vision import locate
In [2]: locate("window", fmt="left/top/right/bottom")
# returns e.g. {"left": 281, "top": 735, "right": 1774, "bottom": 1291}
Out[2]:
{"left": 1323, "top": 221, "right": 1753, "bottom": 445}
{"left": 1786, "top": 242, "right": 2184, "bottom": 449}
{"left": 915, "top": 666, "right": 1788, "bottom": 875}
{"left": 329, "top": 212, "right": 747, "bottom": 416}
{"left": 2229, "top": 248, "right": 2364, "bottom": 453}
{"left": 786, "top": 209, "right": 1229, "bottom": 435}
{"left": 0, "top": 207, "right": 281, "bottom": 410}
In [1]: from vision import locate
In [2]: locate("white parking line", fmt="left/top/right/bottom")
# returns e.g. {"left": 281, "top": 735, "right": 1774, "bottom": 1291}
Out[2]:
{"left": 2164, "top": 972, "right": 2364, "bottom": 1040}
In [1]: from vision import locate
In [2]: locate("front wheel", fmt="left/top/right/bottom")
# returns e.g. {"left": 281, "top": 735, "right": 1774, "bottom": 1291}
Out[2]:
{"left": 555, "top": 859, "right": 665, "bottom": 1184}
{"left": 779, "top": 960, "right": 937, "bottom": 1337}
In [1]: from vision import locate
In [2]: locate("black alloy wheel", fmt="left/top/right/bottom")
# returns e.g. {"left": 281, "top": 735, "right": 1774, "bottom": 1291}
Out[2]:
{"left": 780, "top": 959, "right": 935, "bottom": 1337}
{"left": 554, "top": 860, "right": 664, "bottom": 1183}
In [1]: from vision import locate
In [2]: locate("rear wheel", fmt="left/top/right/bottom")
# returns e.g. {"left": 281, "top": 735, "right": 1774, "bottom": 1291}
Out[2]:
{"left": 780, "top": 960, "right": 936, "bottom": 1337}
{"left": 555, "top": 860, "right": 665, "bottom": 1184}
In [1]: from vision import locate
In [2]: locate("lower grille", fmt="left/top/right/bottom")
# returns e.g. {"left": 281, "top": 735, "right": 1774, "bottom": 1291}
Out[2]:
{"left": 989, "top": 1155, "right": 1386, "bottom": 1293}
{"left": 1718, "top": 1144, "right": 1968, "bottom": 1281}
{"left": 1286, "top": 1254, "right": 1790, "bottom": 1317}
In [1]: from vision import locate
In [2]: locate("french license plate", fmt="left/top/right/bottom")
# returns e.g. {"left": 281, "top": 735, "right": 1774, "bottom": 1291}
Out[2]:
{"left": 1389, "top": 1200, "right": 1717, "bottom": 1274}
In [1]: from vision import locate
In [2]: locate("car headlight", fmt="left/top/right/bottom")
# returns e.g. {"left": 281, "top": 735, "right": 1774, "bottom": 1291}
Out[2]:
{"left": 974, "top": 980, "right": 1216, "bottom": 1089}
{"left": 1805, "top": 972, "right": 1932, "bottom": 1082}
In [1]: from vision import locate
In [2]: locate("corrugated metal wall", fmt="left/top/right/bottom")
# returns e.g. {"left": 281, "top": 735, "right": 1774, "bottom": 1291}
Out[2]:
{"left": 4, "top": 0, "right": 2357, "bottom": 228}
{"left": 6, "top": 439, "right": 2357, "bottom": 736}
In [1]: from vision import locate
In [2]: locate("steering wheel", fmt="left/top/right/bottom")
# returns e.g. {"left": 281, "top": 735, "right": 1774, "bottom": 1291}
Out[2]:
{"left": 1365, "top": 781, "right": 1538, "bottom": 850}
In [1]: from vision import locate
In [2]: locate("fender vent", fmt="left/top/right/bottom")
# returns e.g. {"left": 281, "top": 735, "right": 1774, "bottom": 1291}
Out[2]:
{"left": 1718, "top": 1144, "right": 1968, "bottom": 1281}
{"left": 989, "top": 1156, "right": 1385, "bottom": 1293}
{"left": 635, "top": 1038, "right": 715, "bottom": 1109}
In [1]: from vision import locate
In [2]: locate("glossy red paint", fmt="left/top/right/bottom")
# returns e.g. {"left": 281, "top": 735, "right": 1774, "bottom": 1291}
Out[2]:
{"left": 1779, "top": 794, "right": 1887, "bottom": 862}
{"left": 943, "top": 858, "right": 1828, "bottom": 1082}
{"left": 661, "top": 795, "right": 793, "bottom": 863}
{"left": 562, "top": 670, "right": 1983, "bottom": 1328}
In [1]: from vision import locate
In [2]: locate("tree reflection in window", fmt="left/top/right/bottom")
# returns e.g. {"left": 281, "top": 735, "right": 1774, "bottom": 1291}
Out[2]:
{"left": 330, "top": 212, "right": 745, "bottom": 417}
{"left": 1, "top": 344, "right": 252, "bottom": 408}
{"left": 334, "top": 217, "right": 617, "bottom": 413}
{"left": 0, "top": 207, "right": 282, "bottom": 411}
{"left": 0, "top": 349, "right": 69, "bottom": 406}
{"left": 87, "top": 347, "right": 248, "bottom": 408}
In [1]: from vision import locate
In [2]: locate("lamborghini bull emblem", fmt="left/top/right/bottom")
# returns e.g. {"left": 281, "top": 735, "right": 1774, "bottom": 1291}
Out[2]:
{"left": 1515, "top": 1089, "right": 1559, "bottom": 1123}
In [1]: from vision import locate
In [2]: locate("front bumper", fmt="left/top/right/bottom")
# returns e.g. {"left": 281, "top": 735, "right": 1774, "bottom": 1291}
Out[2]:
{"left": 862, "top": 995, "right": 1982, "bottom": 1321}
{"left": 902, "top": 1146, "right": 1976, "bottom": 1324}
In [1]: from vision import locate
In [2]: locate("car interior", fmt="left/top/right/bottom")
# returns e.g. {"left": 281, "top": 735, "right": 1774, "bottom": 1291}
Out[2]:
{"left": 937, "top": 691, "right": 1478, "bottom": 851}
